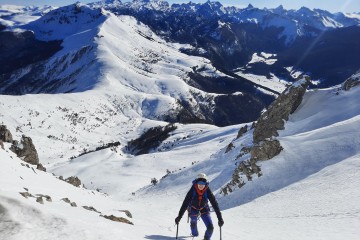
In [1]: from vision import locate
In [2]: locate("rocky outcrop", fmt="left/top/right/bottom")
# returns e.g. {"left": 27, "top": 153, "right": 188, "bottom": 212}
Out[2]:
{"left": 236, "top": 125, "right": 248, "bottom": 139}
{"left": 20, "top": 191, "right": 134, "bottom": 225}
{"left": 36, "top": 194, "right": 52, "bottom": 202}
{"left": 82, "top": 206, "right": 101, "bottom": 213}
{"left": 119, "top": 210, "right": 133, "bottom": 218}
{"left": 10, "top": 135, "right": 39, "bottom": 165}
{"left": 253, "top": 76, "right": 310, "bottom": 144}
{"left": 221, "top": 76, "right": 310, "bottom": 196}
{"left": 36, "top": 163, "right": 47, "bottom": 172}
{"left": 0, "top": 125, "right": 13, "bottom": 143}
{"left": 251, "top": 76, "right": 310, "bottom": 161}
{"left": 101, "top": 214, "right": 134, "bottom": 225}
{"left": 61, "top": 198, "right": 71, "bottom": 204}
{"left": 61, "top": 197, "right": 77, "bottom": 207}
{"left": 19, "top": 191, "right": 51, "bottom": 205}
{"left": 1, "top": 125, "right": 43, "bottom": 166}
{"left": 19, "top": 192, "right": 34, "bottom": 198}
{"left": 342, "top": 70, "right": 360, "bottom": 91}
{"left": 65, "top": 176, "right": 82, "bottom": 187}
{"left": 225, "top": 142, "right": 235, "bottom": 153}
{"left": 250, "top": 140, "right": 283, "bottom": 161}
{"left": 36, "top": 197, "right": 44, "bottom": 204}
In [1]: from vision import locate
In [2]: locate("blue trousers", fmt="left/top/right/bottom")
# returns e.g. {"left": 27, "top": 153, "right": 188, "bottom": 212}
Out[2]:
{"left": 189, "top": 208, "right": 214, "bottom": 240}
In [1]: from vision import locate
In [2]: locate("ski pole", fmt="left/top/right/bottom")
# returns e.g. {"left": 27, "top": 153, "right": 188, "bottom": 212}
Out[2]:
{"left": 176, "top": 223, "right": 179, "bottom": 239}
{"left": 220, "top": 226, "right": 222, "bottom": 240}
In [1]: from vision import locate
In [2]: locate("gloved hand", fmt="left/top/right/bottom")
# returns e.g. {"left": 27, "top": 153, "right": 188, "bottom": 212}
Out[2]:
{"left": 175, "top": 216, "right": 181, "bottom": 224}
{"left": 218, "top": 218, "right": 224, "bottom": 227}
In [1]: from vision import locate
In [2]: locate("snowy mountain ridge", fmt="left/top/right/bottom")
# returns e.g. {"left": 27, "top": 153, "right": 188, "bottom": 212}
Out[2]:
{"left": 25, "top": 3, "right": 105, "bottom": 41}
{"left": 92, "top": 0, "right": 360, "bottom": 41}
{"left": 3, "top": 1, "right": 359, "bottom": 48}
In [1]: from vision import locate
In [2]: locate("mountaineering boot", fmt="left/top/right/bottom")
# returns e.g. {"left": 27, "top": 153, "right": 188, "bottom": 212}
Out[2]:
{"left": 191, "top": 233, "right": 199, "bottom": 237}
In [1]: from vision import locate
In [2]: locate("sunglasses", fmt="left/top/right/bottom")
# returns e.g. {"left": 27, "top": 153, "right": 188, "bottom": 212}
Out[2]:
{"left": 197, "top": 181, "right": 206, "bottom": 186}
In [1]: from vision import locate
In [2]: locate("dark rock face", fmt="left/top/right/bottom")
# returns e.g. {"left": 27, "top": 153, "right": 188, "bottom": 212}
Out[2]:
{"left": 250, "top": 76, "right": 310, "bottom": 161}
{"left": 236, "top": 125, "right": 248, "bottom": 139}
{"left": 253, "top": 76, "right": 310, "bottom": 144}
{"left": 0, "top": 125, "right": 13, "bottom": 142}
{"left": 250, "top": 140, "right": 283, "bottom": 162}
{"left": 127, "top": 123, "right": 177, "bottom": 155}
{"left": 10, "top": 135, "right": 39, "bottom": 165}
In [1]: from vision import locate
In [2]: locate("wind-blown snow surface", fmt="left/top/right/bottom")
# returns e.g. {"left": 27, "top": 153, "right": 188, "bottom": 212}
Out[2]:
{"left": 1, "top": 84, "right": 360, "bottom": 239}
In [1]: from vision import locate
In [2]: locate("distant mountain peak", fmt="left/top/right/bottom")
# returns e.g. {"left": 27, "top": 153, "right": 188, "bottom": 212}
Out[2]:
{"left": 247, "top": 4, "right": 254, "bottom": 9}
{"left": 298, "top": 6, "right": 313, "bottom": 13}
{"left": 25, "top": 3, "right": 106, "bottom": 40}
{"left": 275, "top": 5, "right": 284, "bottom": 11}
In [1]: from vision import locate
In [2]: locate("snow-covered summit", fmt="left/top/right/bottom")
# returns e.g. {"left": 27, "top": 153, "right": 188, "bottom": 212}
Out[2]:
{"left": 25, "top": 3, "right": 105, "bottom": 41}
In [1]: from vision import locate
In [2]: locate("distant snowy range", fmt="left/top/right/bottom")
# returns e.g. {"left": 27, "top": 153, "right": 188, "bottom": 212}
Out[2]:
{"left": 0, "top": 1, "right": 360, "bottom": 240}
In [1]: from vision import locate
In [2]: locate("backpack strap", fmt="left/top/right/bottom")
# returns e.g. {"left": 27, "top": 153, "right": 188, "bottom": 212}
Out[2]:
{"left": 194, "top": 184, "right": 209, "bottom": 208}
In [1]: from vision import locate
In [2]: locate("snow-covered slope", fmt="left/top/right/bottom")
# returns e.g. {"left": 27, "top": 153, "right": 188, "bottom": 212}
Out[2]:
{"left": 1, "top": 82, "right": 359, "bottom": 239}
{"left": 0, "top": 143, "right": 135, "bottom": 240}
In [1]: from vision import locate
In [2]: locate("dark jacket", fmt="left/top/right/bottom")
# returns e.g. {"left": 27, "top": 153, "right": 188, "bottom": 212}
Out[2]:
{"left": 178, "top": 182, "right": 222, "bottom": 221}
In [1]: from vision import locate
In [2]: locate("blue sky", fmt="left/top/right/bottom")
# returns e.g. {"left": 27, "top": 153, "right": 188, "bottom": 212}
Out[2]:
{"left": 0, "top": 0, "right": 359, "bottom": 13}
